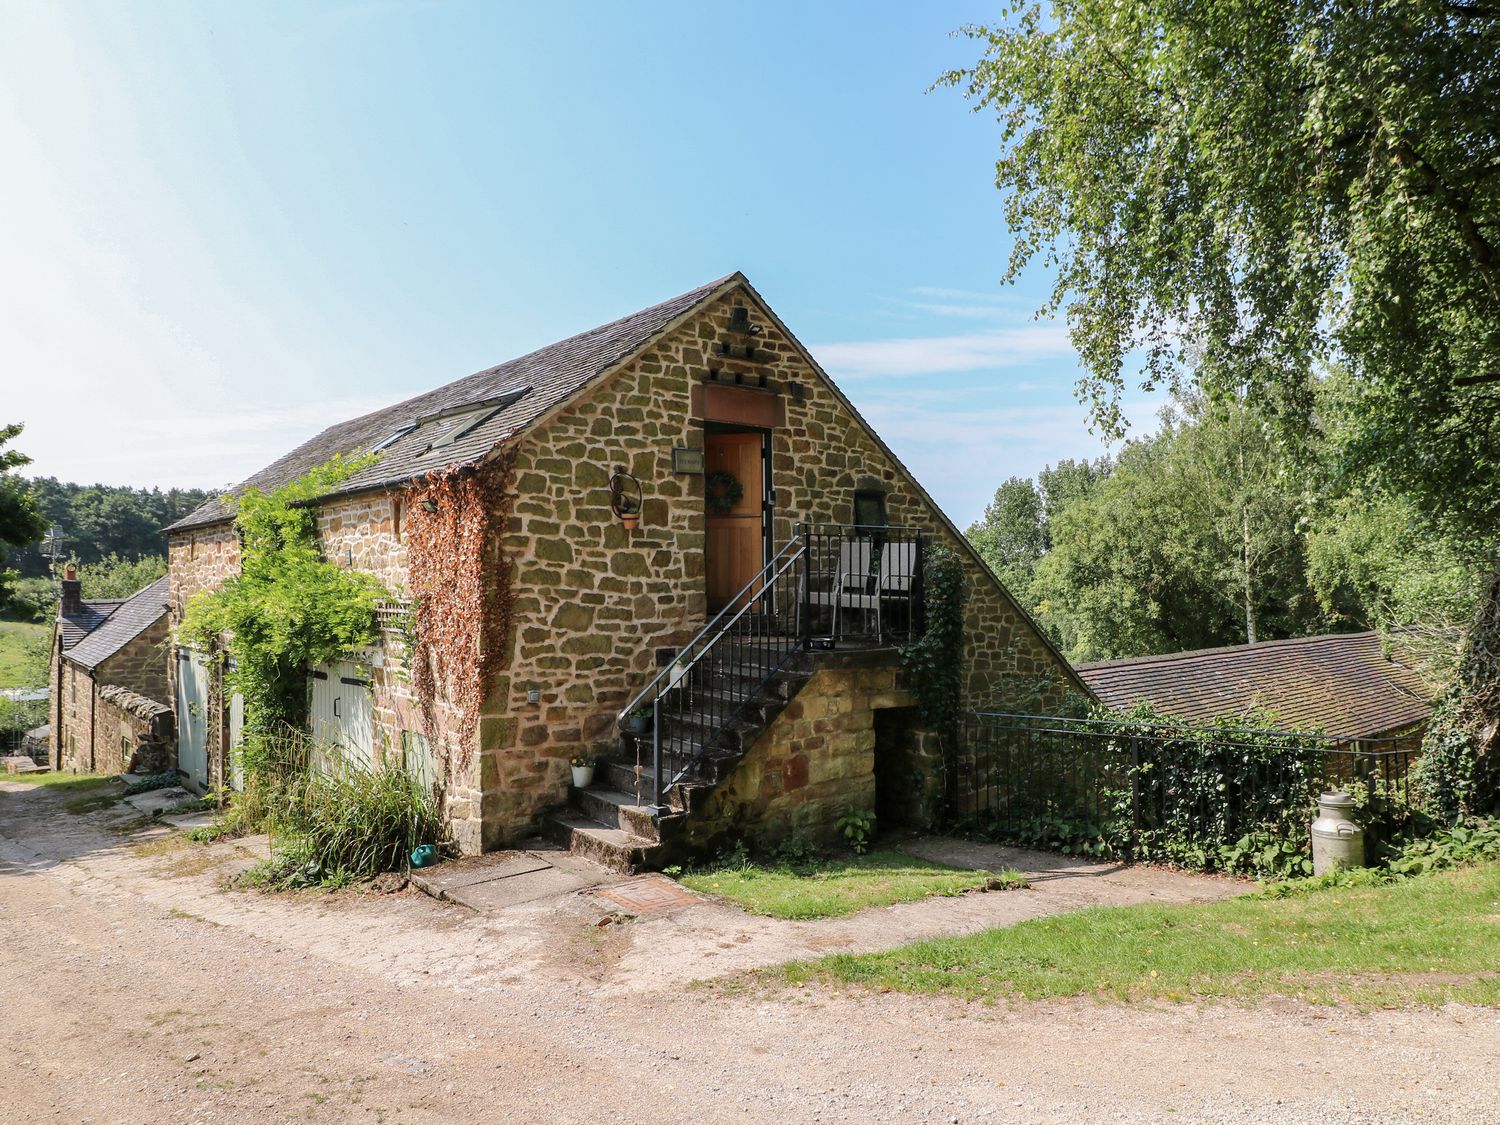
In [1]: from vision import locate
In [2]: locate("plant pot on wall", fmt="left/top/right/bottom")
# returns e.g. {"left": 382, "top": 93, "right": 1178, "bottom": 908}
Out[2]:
{"left": 570, "top": 757, "right": 595, "bottom": 788}
{"left": 609, "top": 468, "right": 643, "bottom": 533}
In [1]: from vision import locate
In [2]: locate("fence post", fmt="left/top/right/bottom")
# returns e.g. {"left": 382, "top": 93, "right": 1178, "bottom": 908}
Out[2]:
{"left": 1129, "top": 734, "right": 1141, "bottom": 864}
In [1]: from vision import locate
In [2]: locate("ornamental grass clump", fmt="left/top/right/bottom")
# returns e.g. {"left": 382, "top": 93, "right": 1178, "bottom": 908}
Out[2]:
{"left": 250, "top": 751, "right": 448, "bottom": 889}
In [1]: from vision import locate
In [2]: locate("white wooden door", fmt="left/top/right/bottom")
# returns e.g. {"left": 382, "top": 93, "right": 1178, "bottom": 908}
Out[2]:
{"left": 309, "top": 661, "right": 374, "bottom": 772}
{"left": 174, "top": 649, "right": 211, "bottom": 791}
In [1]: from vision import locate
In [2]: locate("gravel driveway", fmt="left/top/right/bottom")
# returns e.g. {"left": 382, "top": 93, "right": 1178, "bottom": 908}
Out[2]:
{"left": 1, "top": 779, "right": 1495, "bottom": 1124}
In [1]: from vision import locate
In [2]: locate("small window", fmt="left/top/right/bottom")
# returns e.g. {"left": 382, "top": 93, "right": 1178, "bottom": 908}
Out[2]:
{"left": 392, "top": 497, "right": 403, "bottom": 541}
{"left": 853, "top": 489, "right": 888, "bottom": 530}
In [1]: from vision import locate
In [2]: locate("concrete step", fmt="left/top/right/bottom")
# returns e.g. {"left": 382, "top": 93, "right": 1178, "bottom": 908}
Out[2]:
{"left": 543, "top": 812, "right": 667, "bottom": 875}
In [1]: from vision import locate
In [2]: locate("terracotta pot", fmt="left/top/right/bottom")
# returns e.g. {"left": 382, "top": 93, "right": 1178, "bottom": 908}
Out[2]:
{"left": 620, "top": 513, "right": 639, "bottom": 530}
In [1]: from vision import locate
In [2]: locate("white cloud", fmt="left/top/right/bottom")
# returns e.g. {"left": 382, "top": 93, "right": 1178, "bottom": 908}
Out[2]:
{"left": 809, "top": 324, "right": 1076, "bottom": 379}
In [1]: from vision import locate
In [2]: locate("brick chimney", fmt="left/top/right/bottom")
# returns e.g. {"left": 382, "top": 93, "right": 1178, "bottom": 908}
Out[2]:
{"left": 59, "top": 564, "right": 82, "bottom": 616}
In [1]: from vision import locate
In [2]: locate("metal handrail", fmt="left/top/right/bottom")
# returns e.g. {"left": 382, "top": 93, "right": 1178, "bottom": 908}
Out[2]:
{"left": 616, "top": 533, "right": 806, "bottom": 723}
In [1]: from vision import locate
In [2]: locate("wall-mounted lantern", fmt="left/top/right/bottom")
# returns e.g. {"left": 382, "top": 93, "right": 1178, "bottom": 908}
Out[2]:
{"left": 609, "top": 468, "right": 643, "bottom": 532}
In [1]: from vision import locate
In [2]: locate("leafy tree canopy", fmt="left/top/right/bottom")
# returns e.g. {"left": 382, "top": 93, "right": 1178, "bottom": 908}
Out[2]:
{"left": 7, "top": 477, "right": 212, "bottom": 578}
{"left": 943, "top": 1, "right": 1500, "bottom": 536}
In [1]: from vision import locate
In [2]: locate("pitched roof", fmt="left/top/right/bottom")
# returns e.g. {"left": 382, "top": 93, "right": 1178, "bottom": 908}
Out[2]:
{"left": 166, "top": 274, "right": 740, "bottom": 532}
{"left": 63, "top": 576, "right": 170, "bottom": 672}
{"left": 58, "top": 598, "right": 126, "bottom": 650}
{"left": 1075, "top": 631, "right": 1434, "bottom": 738}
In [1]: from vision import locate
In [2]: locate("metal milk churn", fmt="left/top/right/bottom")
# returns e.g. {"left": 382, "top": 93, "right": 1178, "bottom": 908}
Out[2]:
{"left": 1311, "top": 791, "right": 1364, "bottom": 876}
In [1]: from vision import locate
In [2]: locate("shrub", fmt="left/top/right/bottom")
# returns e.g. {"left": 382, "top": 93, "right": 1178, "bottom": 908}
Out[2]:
{"left": 250, "top": 758, "right": 448, "bottom": 888}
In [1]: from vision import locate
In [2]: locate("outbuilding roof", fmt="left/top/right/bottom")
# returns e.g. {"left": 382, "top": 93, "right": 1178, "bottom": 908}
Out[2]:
{"left": 62, "top": 577, "right": 170, "bottom": 672}
{"left": 1075, "top": 631, "right": 1434, "bottom": 738}
{"left": 166, "top": 273, "right": 740, "bottom": 532}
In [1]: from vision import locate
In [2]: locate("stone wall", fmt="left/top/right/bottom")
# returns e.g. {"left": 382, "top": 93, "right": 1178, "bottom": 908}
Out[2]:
{"left": 686, "top": 654, "right": 914, "bottom": 848}
{"left": 167, "top": 524, "right": 241, "bottom": 622}
{"left": 94, "top": 685, "right": 174, "bottom": 776}
{"left": 56, "top": 660, "right": 94, "bottom": 773}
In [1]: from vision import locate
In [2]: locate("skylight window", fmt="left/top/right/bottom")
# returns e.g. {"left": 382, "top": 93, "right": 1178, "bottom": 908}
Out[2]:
{"left": 371, "top": 424, "right": 418, "bottom": 454}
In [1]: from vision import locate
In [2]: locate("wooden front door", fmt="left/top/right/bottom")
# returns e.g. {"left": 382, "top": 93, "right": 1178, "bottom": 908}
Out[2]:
{"left": 704, "top": 430, "right": 766, "bottom": 612}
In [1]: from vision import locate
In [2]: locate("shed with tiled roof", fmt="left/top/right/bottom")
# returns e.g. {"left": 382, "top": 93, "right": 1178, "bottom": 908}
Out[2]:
{"left": 1075, "top": 631, "right": 1434, "bottom": 739}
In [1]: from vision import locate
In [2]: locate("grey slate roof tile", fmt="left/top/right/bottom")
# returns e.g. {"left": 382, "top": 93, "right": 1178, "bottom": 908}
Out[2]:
{"left": 167, "top": 274, "right": 739, "bottom": 532}
{"left": 58, "top": 599, "right": 125, "bottom": 650}
{"left": 1075, "top": 631, "right": 1434, "bottom": 738}
{"left": 63, "top": 576, "right": 170, "bottom": 672}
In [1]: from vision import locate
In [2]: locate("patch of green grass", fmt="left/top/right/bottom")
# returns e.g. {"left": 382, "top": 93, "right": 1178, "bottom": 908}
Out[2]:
{"left": 679, "top": 849, "right": 1027, "bottom": 920}
{"left": 1, "top": 770, "right": 115, "bottom": 793}
{"left": 0, "top": 619, "right": 47, "bottom": 689}
{"left": 772, "top": 861, "right": 1500, "bottom": 1008}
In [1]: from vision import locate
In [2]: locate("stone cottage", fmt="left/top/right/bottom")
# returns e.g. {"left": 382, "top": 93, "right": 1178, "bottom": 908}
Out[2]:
{"left": 50, "top": 568, "right": 175, "bottom": 776}
{"left": 165, "top": 273, "right": 1087, "bottom": 865}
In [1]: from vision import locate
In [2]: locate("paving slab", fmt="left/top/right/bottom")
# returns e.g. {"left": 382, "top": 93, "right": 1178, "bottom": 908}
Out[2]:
{"left": 123, "top": 787, "right": 192, "bottom": 816}
{"left": 409, "top": 845, "right": 614, "bottom": 911}
{"left": 443, "top": 865, "right": 597, "bottom": 910}
{"left": 409, "top": 854, "right": 554, "bottom": 896}
{"left": 592, "top": 874, "right": 701, "bottom": 915}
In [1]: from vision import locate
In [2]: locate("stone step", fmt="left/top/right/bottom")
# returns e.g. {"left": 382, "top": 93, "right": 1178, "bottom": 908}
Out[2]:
{"left": 543, "top": 812, "right": 666, "bottom": 875}
{"left": 570, "top": 784, "right": 662, "bottom": 841}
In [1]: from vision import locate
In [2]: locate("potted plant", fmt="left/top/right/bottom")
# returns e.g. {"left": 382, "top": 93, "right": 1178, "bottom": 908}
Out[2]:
{"left": 569, "top": 754, "right": 596, "bottom": 788}
{"left": 616, "top": 494, "right": 641, "bottom": 531}
{"left": 622, "top": 705, "right": 653, "bottom": 737}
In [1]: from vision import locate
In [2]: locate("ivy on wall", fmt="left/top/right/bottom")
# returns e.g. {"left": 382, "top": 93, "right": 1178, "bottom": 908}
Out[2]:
{"left": 178, "top": 455, "right": 388, "bottom": 740}
{"left": 403, "top": 450, "right": 518, "bottom": 774}
{"left": 901, "top": 542, "right": 968, "bottom": 745}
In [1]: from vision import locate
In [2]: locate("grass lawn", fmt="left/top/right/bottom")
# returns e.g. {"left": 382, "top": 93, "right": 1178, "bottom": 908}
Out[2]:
{"left": 771, "top": 861, "right": 1500, "bottom": 1008}
{"left": 0, "top": 619, "right": 48, "bottom": 689}
{"left": 2, "top": 771, "right": 115, "bottom": 794}
{"left": 678, "top": 849, "right": 1027, "bottom": 920}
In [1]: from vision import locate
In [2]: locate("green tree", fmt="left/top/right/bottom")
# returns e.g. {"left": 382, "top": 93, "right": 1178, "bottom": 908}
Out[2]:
{"left": 76, "top": 554, "right": 168, "bottom": 600}
{"left": 947, "top": 1, "right": 1500, "bottom": 730}
{"left": 968, "top": 456, "right": 1110, "bottom": 608}
{"left": 7, "top": 477, "right": 211, "bottom": 577}
{"left": 1028, "top": 397, "right": 1326, "bottom": 662}
{"left": 0, "top": 425, "right": 50, "bottom": 613}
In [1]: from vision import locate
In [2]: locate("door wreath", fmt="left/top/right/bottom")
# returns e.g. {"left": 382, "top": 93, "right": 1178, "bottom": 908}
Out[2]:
{"left": 704, "top": 470, "right": 745, "bottom": 516}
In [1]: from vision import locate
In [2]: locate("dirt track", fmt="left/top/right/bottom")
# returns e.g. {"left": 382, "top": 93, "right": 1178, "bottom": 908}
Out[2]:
{"left": 2, "top": 779, "right": 1495, "bottom": 1124}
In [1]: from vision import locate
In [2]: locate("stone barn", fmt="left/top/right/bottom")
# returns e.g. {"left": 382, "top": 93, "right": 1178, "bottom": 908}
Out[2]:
{"left": 165, "top": 273, "right": 1087, "bottom": 865}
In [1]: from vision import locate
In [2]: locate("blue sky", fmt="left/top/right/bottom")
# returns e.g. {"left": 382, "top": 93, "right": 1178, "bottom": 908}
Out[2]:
{"left": 1, "top": 1, "right": 1148, "bottom": 528}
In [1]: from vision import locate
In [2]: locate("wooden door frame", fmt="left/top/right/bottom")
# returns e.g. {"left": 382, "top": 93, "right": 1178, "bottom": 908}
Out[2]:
{"left": 702, "top": 422, "right": 774, "bottom": 605}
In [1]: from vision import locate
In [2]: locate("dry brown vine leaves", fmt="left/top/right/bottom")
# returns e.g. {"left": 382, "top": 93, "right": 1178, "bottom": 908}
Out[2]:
{"left": 403, "top": 450, "right": 518, "bottom": 775}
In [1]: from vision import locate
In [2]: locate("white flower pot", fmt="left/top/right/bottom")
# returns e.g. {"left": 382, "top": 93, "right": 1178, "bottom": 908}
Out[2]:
{"left": 571, "top": 764, "right": 595, "bottom": 788}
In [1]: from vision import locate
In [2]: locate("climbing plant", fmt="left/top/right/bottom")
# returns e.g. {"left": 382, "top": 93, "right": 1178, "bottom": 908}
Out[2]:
{"left": 403, "top": 451, "right": 518, "bottom": 774}
{"left": 900, "top": 542, "right": 967, "bottom": 746}
{"left": 178, "top": 455, "right": 388, "bottom": 740}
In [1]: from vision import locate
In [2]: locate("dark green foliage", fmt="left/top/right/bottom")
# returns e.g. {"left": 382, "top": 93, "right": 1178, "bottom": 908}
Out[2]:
{"left": 1411, "top": 691, "right": 1499, "bottom": 824}
{"left": 900, "top": 543, "right": 966, "bottom": 739}
{"left": 178, "top": 456, "right": 386, "bottom": 738}
{"left": 122, "top": 772, "right": 179, "bottom": 796}
{"left": 8, "top": 476, "right": 210, "bottom": 578}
